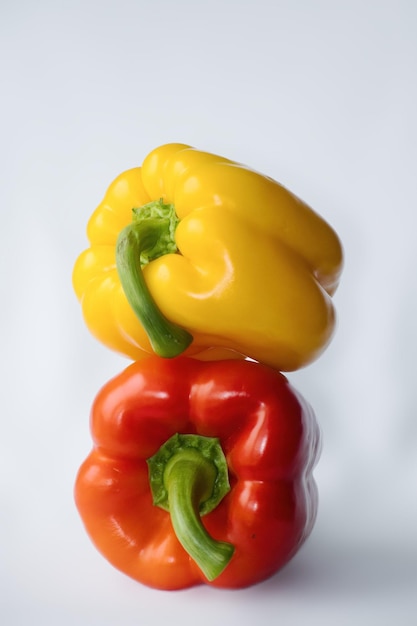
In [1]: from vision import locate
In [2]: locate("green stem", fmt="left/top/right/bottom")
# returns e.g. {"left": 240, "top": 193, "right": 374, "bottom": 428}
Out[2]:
{"left": 147, "top": 434, "right": 234, "bottom": 581}
{"left": 116, "top": 200, "right": 193, "bottom": 358}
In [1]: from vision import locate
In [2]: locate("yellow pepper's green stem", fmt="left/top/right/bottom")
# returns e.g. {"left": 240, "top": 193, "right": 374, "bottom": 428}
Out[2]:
{"left": 116, "top": 201, "right": 193, "bottom": 358}
{"left": 147, "top": 434, "right": 234, "bottom": 581}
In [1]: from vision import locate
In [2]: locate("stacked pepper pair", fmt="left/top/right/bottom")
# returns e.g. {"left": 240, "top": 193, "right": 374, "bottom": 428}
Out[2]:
{"left": 72, "top": 143, "right": 343, "bottom": 590}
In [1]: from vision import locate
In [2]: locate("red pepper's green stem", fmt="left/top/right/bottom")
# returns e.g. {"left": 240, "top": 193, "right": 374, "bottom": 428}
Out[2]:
{"left": 116, "top": 200, "right": 193, "bottom": 358}
{"left": 165, "top": 454, "right": 234, "bottom": 580}
{"left": 147, "top": 434, "right": 234, "bottom": 581}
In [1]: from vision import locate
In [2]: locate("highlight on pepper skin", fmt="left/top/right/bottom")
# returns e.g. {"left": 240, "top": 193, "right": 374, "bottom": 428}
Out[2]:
{"left": 72, "top": 142, "right": 343, "bottom": 372}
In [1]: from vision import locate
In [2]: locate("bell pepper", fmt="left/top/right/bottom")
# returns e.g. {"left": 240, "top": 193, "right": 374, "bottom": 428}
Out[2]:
{"left": 72, "top": 142, "right": 343, "bottom": 371}
{"left": 74, "top": 356, "right": 321, "bottom": 590}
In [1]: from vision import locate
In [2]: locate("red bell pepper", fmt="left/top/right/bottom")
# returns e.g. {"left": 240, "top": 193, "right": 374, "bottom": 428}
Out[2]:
{"left": 74, "top": 356, "right": 321, "bottom": 590}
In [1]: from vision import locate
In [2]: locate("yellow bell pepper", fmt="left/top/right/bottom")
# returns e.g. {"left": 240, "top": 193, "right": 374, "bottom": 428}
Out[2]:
{"left": 72, "top": 143, "right": 343, "bottom": 371}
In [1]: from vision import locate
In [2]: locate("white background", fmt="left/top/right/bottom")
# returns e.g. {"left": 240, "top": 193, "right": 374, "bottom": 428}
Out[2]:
{"left": 1, "top": 1, "right": 416, "bottom": 624}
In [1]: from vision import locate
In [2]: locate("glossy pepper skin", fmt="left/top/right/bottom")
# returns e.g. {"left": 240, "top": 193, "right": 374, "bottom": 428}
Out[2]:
{"left": 74, "top": 356, "right": 321, "bottom": 590}
{"left": 72, "top": 142, "right": 343, "bottom": 371}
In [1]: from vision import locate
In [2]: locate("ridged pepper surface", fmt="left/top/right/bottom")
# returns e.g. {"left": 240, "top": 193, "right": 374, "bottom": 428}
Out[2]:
{"left": 72, "top": 143, "right": 343, "bottom": 371}
{"left": 74, "top": 356, "right": 321, "bottom": 590}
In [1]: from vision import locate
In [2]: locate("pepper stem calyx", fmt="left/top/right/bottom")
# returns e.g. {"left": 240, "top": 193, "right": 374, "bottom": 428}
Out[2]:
{"left": 147, "top": 433, "right": 234, "bottom": 581}
{"left": 116, "top": 199, "right": 193, "bottom": 358}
